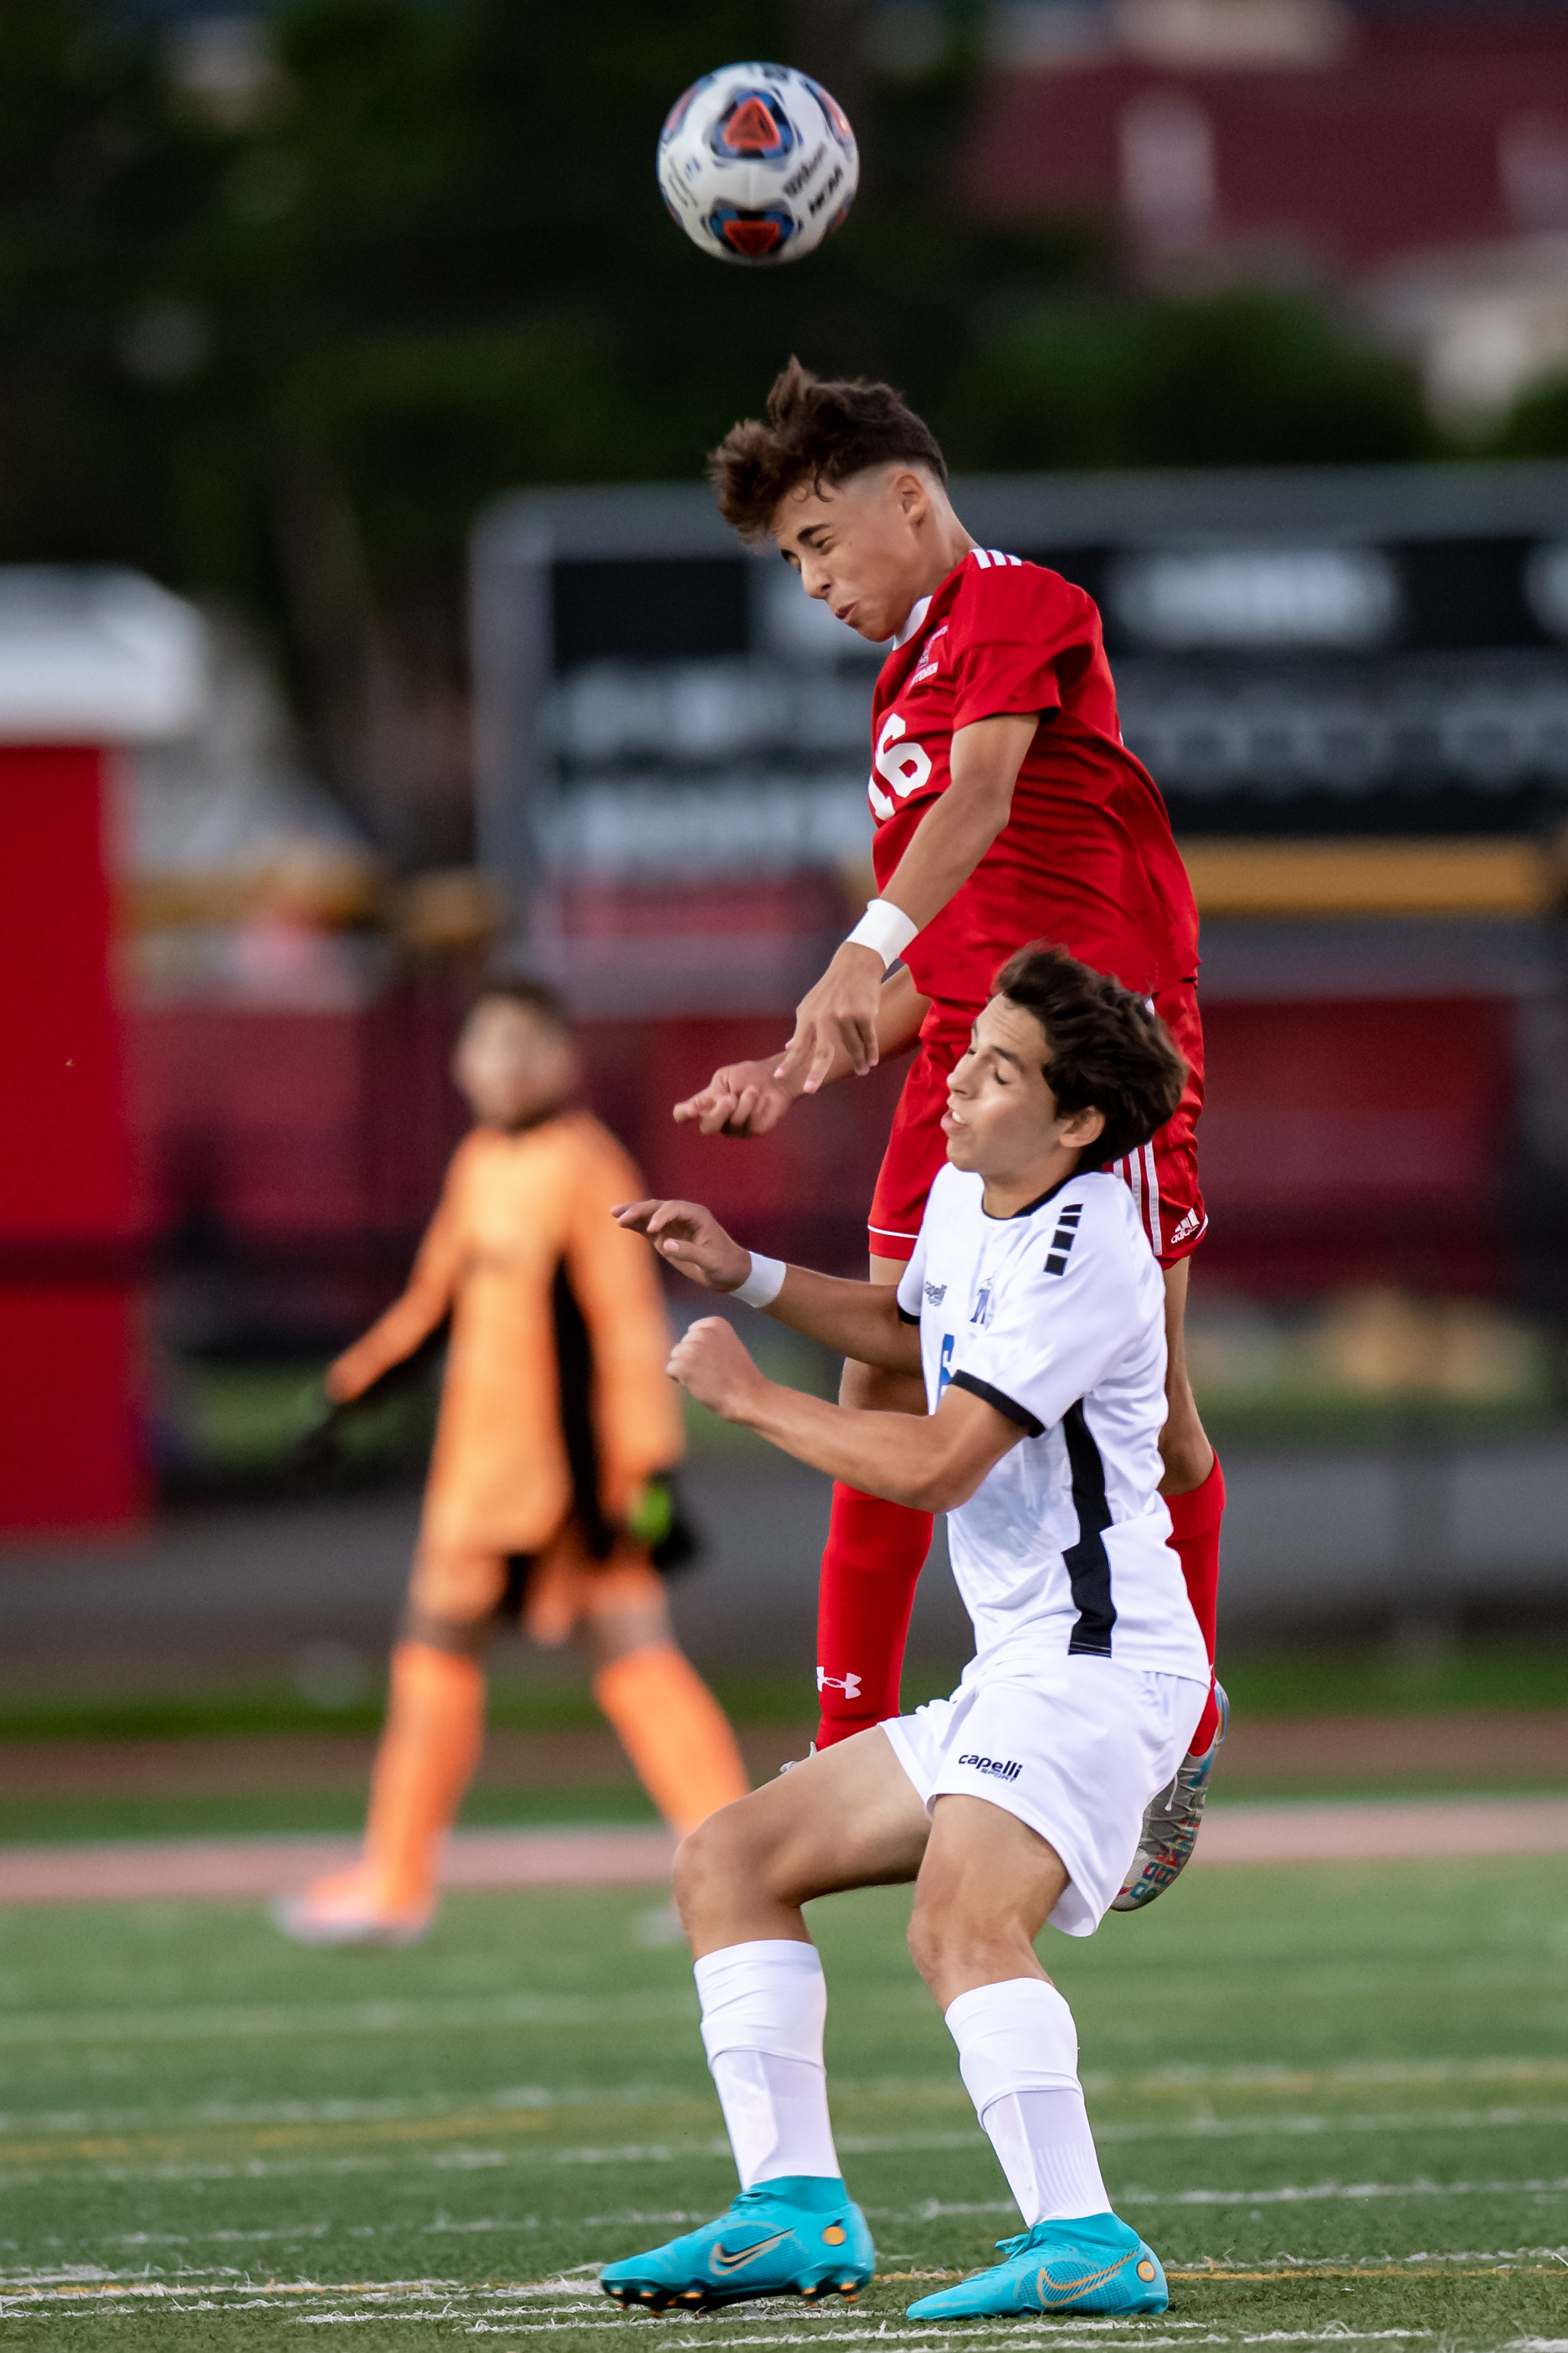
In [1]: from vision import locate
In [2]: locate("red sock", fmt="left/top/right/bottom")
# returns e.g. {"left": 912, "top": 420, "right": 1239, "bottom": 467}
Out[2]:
{"left": 1166, "top": 1453, "right": 1225, "bottom": 1753}
{"left": 815, "top": 1483, "right": 933, "bottom": 1747}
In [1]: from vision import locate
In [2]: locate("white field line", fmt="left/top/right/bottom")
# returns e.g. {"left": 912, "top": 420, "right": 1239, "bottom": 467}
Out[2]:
{"left": 0, "top": 1988, "right": 702, "bottom": 2048}
{"left": 1175, "top": 2252, "right": 1568, "bottom": 2268}
{"left": 0, "top": 2273, "right": 1558, "bottom": 2342}
{"left": 1082, "top": 2106, "right": 1568, "bottom": 2146}
{"left": 1117, "top": 2177, "right": 1568, "bottom": 2206}
{"left": 0, "top": 2083, "right": 712, "bottom": 2135}
{"left": 631, "top": 2338, "right": 1439, "bottom": 2350}
{"left": 5, "top": 2055, "right": 1567, "bottom": 2139}
{"left": 0, "top": 2287, "right": 1452, "bottom": 2345}
{"left": 8, "top": 2112, "right": 1568, "bottom": 2187}
{"left": 0, "top": 1972, "right": 1555, "bottom": 2098}
{"left": 0, "top": 2283, "right": 1545, "bottom": 2341}
{"left": 1116, "top": 2058, "right": 1568, "bottom": 2094}
{"left": 290, "top": 2330, "right": 1209, "bottom": 2342}
{"left": 10, "top": 2247, "right": 1558, "bottom": 2290}
{"left": 8, "top": 2092, "right": 1568, "bottom": 2146}
{"left": 6, "top": 2247, "right": 1561, "bottom": 2296}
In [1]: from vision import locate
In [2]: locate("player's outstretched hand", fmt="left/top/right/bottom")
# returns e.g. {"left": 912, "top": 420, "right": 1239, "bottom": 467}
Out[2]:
{"left": 671, "top": 1057, "right": 799, "bottom": 1137}
{"left": 667, "top": 1316, "right": 767, "bottom": 1421}
{"left": 613, "top": 1199, "right": 752, "bottom": 1293}
{"left": 774, "top": 941, "right": 883, "bottom": 1095}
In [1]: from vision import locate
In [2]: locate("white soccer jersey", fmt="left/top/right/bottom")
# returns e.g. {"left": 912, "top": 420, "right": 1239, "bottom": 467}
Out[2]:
{"left": 896, "top": 1162, "right": 1209, "bottom": 1686}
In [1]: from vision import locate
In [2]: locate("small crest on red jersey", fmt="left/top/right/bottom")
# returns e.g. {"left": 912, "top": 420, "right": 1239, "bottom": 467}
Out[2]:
{"left": 912, "top": 622, "right": 948, "bottom": 682}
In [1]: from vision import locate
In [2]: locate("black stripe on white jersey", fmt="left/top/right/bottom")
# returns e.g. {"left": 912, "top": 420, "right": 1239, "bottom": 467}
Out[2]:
{"left": 951, "top": 1370, "right": 1043, "bottom": 1438}
{"left": 1044, "top": 1200, "right": 1083, "bottom": 1278}
{"left": 1062, "top": 1401, "right": 1117, "bottom": 1656}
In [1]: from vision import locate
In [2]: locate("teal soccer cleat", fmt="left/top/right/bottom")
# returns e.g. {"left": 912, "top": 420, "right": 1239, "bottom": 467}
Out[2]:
{"left": 599, "top": 2176, "right": 874, "bottom": 2312}
{"left": 906, "top": 2212, "right": 1166, "bottom": 2320}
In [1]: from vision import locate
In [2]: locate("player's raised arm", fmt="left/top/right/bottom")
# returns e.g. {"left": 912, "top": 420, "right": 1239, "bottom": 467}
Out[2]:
{"left": 774, "top": 713, "right": 1038, "bottom": 1097}
{"left": 323, "top": 1165, "right": 465, "bottom": 1404}
{"left": 612, "top": 1198, "right": 920, "bottom": 1376}
{"left": 672, "top": 966, "right": 928, "bottom": 1135}
{"left": 666, "top": 1316, "right": 1019, "bottom": 1512}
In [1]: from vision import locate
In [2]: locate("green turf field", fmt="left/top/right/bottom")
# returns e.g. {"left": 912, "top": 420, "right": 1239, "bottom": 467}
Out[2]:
{"left": 1, "top": 1858, "right": 1564, "bottom": 2347}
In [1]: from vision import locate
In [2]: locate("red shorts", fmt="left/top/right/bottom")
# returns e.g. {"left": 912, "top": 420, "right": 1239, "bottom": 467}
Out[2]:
{"left": 867, "top": 976, "right": 1208, "bottom": 1270}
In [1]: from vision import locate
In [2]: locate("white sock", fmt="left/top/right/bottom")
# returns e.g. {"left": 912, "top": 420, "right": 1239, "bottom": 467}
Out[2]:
{"left": 695, "top": 1940, "right": 841, "bottom": 2191}
{"left": 946, "top": 1978, "right": 1110, "bottom": 2226}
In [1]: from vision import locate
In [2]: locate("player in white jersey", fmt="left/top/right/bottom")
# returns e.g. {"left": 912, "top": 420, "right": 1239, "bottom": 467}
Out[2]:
{"left": 602, "top": 945, "right": 1209, "bottom": 2320}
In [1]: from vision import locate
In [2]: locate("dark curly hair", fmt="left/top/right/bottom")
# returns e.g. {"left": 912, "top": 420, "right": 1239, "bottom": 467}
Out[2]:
{"left": 994, "top": 944, "right": 1187, "bottom": 1170}
{"left": 707, "top": 357, "right": 948, "bottom": 541}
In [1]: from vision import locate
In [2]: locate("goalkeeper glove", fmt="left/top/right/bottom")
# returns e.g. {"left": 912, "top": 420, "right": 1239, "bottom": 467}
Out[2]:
{"left": 625, "top": 1471, "right": 701, "bottom": 1573}
{"left": 289, "top": 1379, "right": 347, "bottom": 1474}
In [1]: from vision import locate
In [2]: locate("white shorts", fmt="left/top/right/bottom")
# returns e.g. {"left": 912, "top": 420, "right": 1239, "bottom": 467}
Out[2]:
{"left": 882, "top": 1660, "right": 1208, "bottom": 1939}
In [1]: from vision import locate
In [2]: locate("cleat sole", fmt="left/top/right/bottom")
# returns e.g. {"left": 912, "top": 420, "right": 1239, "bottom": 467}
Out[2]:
{"left": 605, "top": 2275, "right": 864, "bottom": 2315}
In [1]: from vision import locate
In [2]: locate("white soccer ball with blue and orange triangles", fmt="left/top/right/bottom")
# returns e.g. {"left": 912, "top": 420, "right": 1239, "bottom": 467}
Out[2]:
{"left": 656, "top": 62, "right": 858, "bottom": 267}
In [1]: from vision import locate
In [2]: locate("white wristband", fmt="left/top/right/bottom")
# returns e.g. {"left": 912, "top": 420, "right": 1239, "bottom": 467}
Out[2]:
{"left": 733, "top": 1252, "right": 786, "bottom": 1309}
{"left": 846, "top": 898, "right": 918, "bottom": 971}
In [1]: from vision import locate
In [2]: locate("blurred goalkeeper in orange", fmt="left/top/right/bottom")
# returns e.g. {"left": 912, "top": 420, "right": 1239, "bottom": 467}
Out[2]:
{"left": 277, "top": 979, "right": 749, "bottom": 1946}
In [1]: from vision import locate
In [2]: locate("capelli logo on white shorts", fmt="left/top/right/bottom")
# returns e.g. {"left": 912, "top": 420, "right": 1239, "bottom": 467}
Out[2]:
{"left": 958, "top": 1753, "right": 1021, "bottom": 1781}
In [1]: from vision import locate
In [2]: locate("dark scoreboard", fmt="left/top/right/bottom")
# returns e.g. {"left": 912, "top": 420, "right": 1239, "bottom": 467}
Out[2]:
{"left": 470, "top": 460, "right": 1568, "bottom": 938}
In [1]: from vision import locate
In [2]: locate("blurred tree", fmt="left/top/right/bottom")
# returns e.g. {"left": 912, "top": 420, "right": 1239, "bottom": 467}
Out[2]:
{"left": 0, "top": 0, "right": 226, "bottom": 566}
{"left": 0, "top": 0, "right": 1437, "bottom": 863}
{"left": 951, "top": 289, "right": 1434, "bottom": 471}
{"left": 1494, "top": 373, "right": 1568, "bottom": 459}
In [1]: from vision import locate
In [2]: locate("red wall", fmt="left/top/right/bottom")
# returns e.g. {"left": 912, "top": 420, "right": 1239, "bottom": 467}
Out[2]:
{"left": 1195, "top": 994, "right": 1519, "bottom": 1290}
{"left": 971, "top": 15, "right": 1568, "bottom": 269}
{"left": 0, "top": 745, "right": 144, "bottom": 1531}
{"left": 577, "top": 1016, "right": 908, "bottom": 1253}
{"left": 121, "top": 991, "right": 1526, "bottom": 1301}
{"left": 0, "top": 747, "right": 132, "bottom": 1238}
{"left": 132, "top": 996, "right": 464, "bottom": 1244}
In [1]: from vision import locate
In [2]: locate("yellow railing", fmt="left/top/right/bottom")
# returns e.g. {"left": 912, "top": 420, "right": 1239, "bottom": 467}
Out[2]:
{"left": 1178, "top": 836, "right": 1565, "bottom": 919}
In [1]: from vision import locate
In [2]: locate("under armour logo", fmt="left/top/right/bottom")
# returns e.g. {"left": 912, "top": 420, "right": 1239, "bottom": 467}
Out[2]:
{"left": 817, "top": 1668, "right": 861, "bottom": 1698}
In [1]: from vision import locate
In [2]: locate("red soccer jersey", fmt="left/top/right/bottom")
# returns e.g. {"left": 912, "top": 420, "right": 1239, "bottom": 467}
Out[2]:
{"left": 868, "top": 548, "right": 1199, "bottom": 1032}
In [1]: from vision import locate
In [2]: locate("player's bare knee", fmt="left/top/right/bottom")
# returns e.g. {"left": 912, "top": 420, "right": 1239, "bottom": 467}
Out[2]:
{"left": 905, "top": 1893, "right": 944, "bottom": 1988}
{"left": 672, "top": 1793, "right": 778, "bottom": 1925}
{"left": 671, "top": 1807, "right": 734, "bottom": 1929}
{"left": 907, "top": 1913, "right": 975, "bottom": 1996}
{"left": 910, "top": 1908, "right": 1041, "bottom": 2012}
{"left": 907, "top": 1886, "right": 977, "bottom": 1988}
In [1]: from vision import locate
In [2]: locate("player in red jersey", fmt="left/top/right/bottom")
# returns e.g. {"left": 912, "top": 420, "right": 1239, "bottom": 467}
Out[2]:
{"left": 676, "top": 363, "right": 1225, "bottom": 1908}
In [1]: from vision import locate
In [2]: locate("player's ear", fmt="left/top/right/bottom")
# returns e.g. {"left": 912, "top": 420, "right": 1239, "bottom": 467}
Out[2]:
{"left": 890, "top": 466, "right": 929, "bottom": 523}
{"left": 1062, "top": 1104, "right": 1106, "bottom": 1153}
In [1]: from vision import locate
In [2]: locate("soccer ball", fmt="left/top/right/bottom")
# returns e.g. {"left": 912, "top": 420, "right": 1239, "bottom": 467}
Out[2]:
{"left": 656, "top": 62, "right": 859, "bottom": 267}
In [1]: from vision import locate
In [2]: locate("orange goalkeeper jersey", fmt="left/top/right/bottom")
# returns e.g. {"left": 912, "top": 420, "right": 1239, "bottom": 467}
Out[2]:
{"left": 329, "top": 1111, "right": 681, "bottom": 1555}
